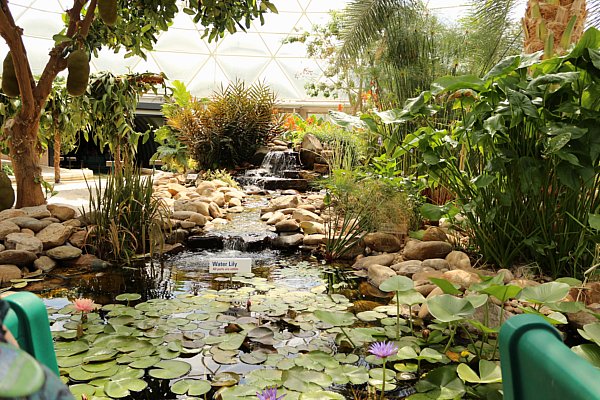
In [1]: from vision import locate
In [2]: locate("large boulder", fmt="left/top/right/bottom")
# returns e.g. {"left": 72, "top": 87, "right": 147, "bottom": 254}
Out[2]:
{"left": 351, "top": 253, "right": 397, "bottom": 270}
{"left": 275, "top": 219, "right": 300, "bottom": 233}
{"left": 300, "top": 134, "right": 323, "bottom": 169}
{"left": 36, "top": 223, "right": 72, "bottom": 249}
{"left": 391, "top": 260, "right": 424, "bottom": 277}
{"left": 269, "top": 195, "right": 300, "bottom": 211}
{"left": 47, "top": 245, "right": 82, "bottom": 260}
{"left": 0, "top": 209, "right": 25, "bottom": 221}
{"left": 8, "top": 217, "right": 51, "bottom": 232}
{"left": 403, "top": 240, "right": 452, "bottom": 260}
{"left": 20, "top": 205, "right": 51, "bottom": 219}
{"left": 46, "top": 204, "right": 77, "bottom": 222}
{"left": 0, "top": 171, "right": 14, "bottom": 211}
{"left": 422, "top": 226, "right": 448, "bottom": 242}
{"left": 34, "top": 256, "right": 57, "bottom": 273}
{"left": 5, "top": 233, "right": 43, "bottom": 254}
{"left": 364, "top": 232, "right": 402, "bottom": 253}
{"left": 0, "top": 220, "right": 20, "bottom": 240}
{"left": 292, "top": 209, "right": 323, "bottom": 224}
{"left": 303, "top": 234, "right": 326, "bottom": 246}
{"left": 299, "top": 221, "right": 325, "bottom": 235}
{"left": 271, "top": 233, "right": 304, "bottom": 248}
{"left": 0, "top": 264, "right": 21, "bottom": 284}
{"left": 445, "top": 250, "right": 471, "bottom": 270}
{"left": 367, "top": 264, "right": 396, "bottom": 288}
{"left": 0, "top": 250, "right": 36, "bottom": 266}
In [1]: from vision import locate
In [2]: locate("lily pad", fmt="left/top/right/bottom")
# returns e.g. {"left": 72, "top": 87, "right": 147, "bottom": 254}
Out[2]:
{"left": 519, "top": 282, "right": 570, "bottom": 305}
{"left": 379, "top": 275, "right": 414, "bottom": 292}
{"left": 104, "top": 378, "right": 147, "bottom": 398}
{"left": 148, "top": 360, "right": 191, "bottom": 380}
{"left": 457, "top": 360, "right": 502, "bottom": 384}
{"left": 313, "top": 310, "right": 356, "bottom": 327}
{"left": 171, "top": 379, "right": 211, "bottom": 396}
{"left": 240, "top": 351, "right": 268, "bottom": 365}
{"left": 427, "top": 295, "right": 476, "bottom": 323}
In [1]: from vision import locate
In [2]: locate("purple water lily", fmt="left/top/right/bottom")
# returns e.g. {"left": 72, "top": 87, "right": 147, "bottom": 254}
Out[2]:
{"left": 369, "top": 341, "right": 399, "bottom": 359}
{"left": 256, "top": 387, "right": 285, "bottom": 400}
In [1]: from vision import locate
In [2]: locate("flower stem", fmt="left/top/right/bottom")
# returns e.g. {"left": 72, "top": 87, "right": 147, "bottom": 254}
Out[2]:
{"left": 380, "top": 358, "right": 387, "bottom": 400}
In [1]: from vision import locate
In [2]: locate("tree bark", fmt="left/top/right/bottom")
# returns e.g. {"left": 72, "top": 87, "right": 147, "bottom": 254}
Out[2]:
{"left": 54, "top": 128, "right": 61, "bottom": 184}
{"left": 7, "top": 116, "right": 46, "bottom": 207}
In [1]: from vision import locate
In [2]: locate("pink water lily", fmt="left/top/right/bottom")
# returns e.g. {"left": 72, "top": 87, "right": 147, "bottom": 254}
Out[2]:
{"left": 73, "top": 298, "right": 98, "bottom": 313}
{"left": 368, "top": 341, "right": 398, "bottom": 359}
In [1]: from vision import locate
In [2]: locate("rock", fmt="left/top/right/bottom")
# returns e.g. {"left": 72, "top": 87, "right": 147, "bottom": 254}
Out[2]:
{"left": 166, "top": 229, "right": 189, "bottom": 245}
{"left": 300, "top": 133, "right": 323, "bottom": 169}
{"left": 36, "top": 223, "right": 72, "bottom": 249}
{"left": 46, "top": 204, "right": 77, "bottom": 221}
{"left": 187, "top": 213, "right": 207, "bottom": 227}
{"left": 0, "top": 220, "right": 20, "bottom": 239}
{"left": 292, "top": 209, "right": 323, "bottom": 223}
{"left": 422, "top": 226, "right": 449, "bottom": 242}
{"left": 228, "top": 198, "right": 242, "bottom": 207}
{"left": 0, "top": 209, "right": 25, "bottom": 221}
{"left": 47, "top": 245, "right": 82, "bottom": 260}
{"left": 171, "top": 211, "right": 196, "bottom": 220}
{"left": 497, "top": 268, "right": 514, "bottom": 284}
{"left": 412, "top": 270, "right": 445, "bottom": 286}
{"left": 210, "top": 191, "right": 226, "bottom": 207}
{"left": 63, "top": 254, "right": 104, "bottom": 269}
{"left": 0, "top": 244, "right": 3, "bottom": 252}
{"left": 207, "top": 202, "right": 222, "bottom": 219}
{"left": 368, "top": 264, "right": 396, "bottom": 288}
{"left": 391, "top": 260, "right": 424, "bottom": 277}
{"left": 299, "top": 221, "right": 325, "bottom": 235}
{"left": 567, "top": 304, "right": 600, "bottom": 329}
{"left": 34, "top": 256, "right": 57, "bottom": 273}
{"left": 167, "top": 182, "right": 187, "bottom": 196}
{"left": 0, "top": 171, "right": 14, "bottom": 211}
{"left": 5, "top": 233, "right": 43, "bottom": 254}
{"left": 0, "top": 250, "right": 36, "bottom": 266}
{"left": 195, "top": 181, "right": 216, "bottom": 195}
{"left": 338, "top": 240, "right": 366, "bottom": 260}
{"left": 509, "top": 279, "right": 540, "bottom": 288}
{"left": 415, "top": 284, "right": 437, "bottom": 296}
{"left": 422, "top": 258, "right": 450, "bottom": 271}
{"left": 9, "top": 217, "right": 52, "bottom": 233}
{"left": 20, "top": 205, "right": 51, "bottom": 219}
{"left": 279, "top": 208, "right": 297, "bottom": 215}
{"left": 228, "top": 206, "right": 244, "bottom": 213}
{"left": 0, "top": 264, "right": 21, "bottom": 283}
{"left": 445, "top": 251, "right": 471, "bottom": 270}
{"left": 298, "top": 204, "right": 317, "bottom": 213}
{"left": 403, "top": 240, "right": 452, "bottom": 260}
{"left": 266, "top": 211, "right": 286, "bottom": 225}
{"left": 251, "top": 146, "right": 271, "bottom": 166}
{"left": 275, "top": 219, "right": 300, "bottom": 232}
{"left": 358, "top": 281, "right": 394, "bottom": 300}
{"left": 471, "top": 303, "right": 514, "bottom": 331}
{"left": 303, "top": 234, "right": 325, "bottom": 246}
{"left": 351, "top": 253, "right": 397, "bottom": 270}
{"left": 68, "top": 230, "right": 87, "bottom": 248}
{"left": 20, "top": 229, "right": 34, "bottom": 236}
{"left": 313, "top": 163, "right": 329, "bottom": 174}
{"left": 180, "top": 220, "right": 196, "bottom": 229}
{"left": 271, "top": 233, "right": 304, "bottom": 248}
{"left": 443, "top": 269, "right": 481, "bottom": 289}
{"left": 364, "top": 232, "right": 402, "bottom": 253}
{"left": 63, "top": 218, "right": 82, "bottom": 228}
{"left": 269, "top": 195, "right": 300, "bottom": 211}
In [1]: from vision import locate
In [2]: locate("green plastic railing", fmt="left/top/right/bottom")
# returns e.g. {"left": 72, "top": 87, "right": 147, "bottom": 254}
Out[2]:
{"left": 4, "top": 292, "right": 59, "bottom": 375}
{"left": 499, "top": 314, "right": 600, "bottom": 400}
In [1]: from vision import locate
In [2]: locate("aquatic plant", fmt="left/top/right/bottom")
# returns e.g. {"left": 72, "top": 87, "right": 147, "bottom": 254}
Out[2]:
{"left": 256, "top": 387, "right": 285, "bottom": 400}
{"left": 368, "top": 341, "right": 398, "bottom": 399}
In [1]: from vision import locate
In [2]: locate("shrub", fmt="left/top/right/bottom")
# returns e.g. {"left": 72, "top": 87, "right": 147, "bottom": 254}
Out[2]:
{"left": 83, "top": 167, "right": 168, "bottom": 263}
{"left": 178, "top": 80, "right": 282, "bottom": 169}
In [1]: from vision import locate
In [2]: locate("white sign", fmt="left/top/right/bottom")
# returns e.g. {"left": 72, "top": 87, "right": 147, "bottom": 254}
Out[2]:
{"left": 209, "top": 258, "right": 252, "bottom": 274}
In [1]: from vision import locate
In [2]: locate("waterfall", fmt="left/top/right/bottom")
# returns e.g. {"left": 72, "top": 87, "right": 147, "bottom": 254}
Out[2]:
{"left": 259, "top": 151, "right": 300, "bottom": 178}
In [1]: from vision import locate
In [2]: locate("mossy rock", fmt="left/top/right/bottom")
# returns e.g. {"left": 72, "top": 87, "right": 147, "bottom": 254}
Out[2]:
{"left": 98, "top": 0, "right": 117, "bottom": 26}
{"left": 66, "top": 50, "right": 89, "bottom": 97}
{"left": 2, "top": 52, "right": 19, "bottom": 97}
{"left": 0, "top": 171, "right": 15, "bottom": 211}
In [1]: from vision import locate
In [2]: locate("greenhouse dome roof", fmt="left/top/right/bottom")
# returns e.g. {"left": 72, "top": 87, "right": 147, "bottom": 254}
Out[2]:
{"left": 1, "top": 0, "right": 525, "bottom": 105}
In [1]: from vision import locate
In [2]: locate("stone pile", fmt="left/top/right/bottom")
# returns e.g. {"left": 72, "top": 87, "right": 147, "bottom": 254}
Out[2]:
{"left": 0, "top": 204, "right": 90, "bottom": 284}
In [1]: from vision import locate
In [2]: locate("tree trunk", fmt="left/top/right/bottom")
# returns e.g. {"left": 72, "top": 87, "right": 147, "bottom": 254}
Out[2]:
{"left": 54, "top": 128, "right": 61, "bottom": 184}
{"left": 524, "top": 0, "right": 587, "bottom": 56}
{"left": 7, "top": 116, "right": 46, "bottom": 207}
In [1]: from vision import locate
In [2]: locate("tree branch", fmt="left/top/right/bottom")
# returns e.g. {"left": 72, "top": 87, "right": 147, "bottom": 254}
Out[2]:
{"left": 0, "top": 2, "right": 36, "bottom": 118}
{"left": 37, "top": 0, "right": 94, "bottom": 103}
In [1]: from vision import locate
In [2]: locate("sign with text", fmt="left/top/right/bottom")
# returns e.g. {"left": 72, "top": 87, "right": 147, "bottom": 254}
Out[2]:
{"left": 209, "top": 258, "right": 252, "bottom": 274}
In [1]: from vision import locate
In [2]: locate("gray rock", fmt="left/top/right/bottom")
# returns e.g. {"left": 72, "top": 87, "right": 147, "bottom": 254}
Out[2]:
{"left": 0, "top": 264, "right": 21, "bottom": 283}
{"left": 5, "top": 233, "right": 44, "bottom": 254}
{"left": 391, "top": 260, "right": 424, "bottom": 277}
{"left": 300, "top": 133, "right": 323, "bottom": 169}
{"left": 445, "top": 250, "right": 471, "bottom": 270}
{"left": 8, "top": 217, "right": 52, "bottom": 232}
{"left": 0, "top": 209, "right": 25, "bottom": 221}
{"left": 351, "top": 253, "right": 397, "bottom": 270}
{"left": 275, "top": 219, "right": 300, "bottom": 233}
{"left": 271, "top": 233, "right": 304, "bottom": 248}
{"left": 0, "top": 250, "right": 37, "bottom": 266}
{"left": 46, "top": 204, "right": 77, "bottom": 221}
{"left": 171, "top": 210, "right": 197, "bottom": 220}
{"left": 368, "top": 264, "right": 397, "bottom": 288}
{"left": 165, "top": 229, "right": 189, "bottom": 245}
{"left": 34, "top": 256, "right": 57, "bottom": 272}
{"left": 364, "top": 232, "right": 403, "bottom": 253}
{"left": 422, "top": 258, "right": 450, "bottom": 271}
{"left": 0, "top": 220, "right": 20, "bottom": 239}
{"left": 36, "top": 223, "right": 72, "bottom": 249}
{"left": 0, "top": 171, "right": 14, "bottom": 212}
{"left": 46, "top": 245, "right": 83, "bottom": 260}
{"left": 403, "top": 240, "right": 452, "bottom": 260}
{"left": 20, "top": 205, "right": 51, "bottom": 219}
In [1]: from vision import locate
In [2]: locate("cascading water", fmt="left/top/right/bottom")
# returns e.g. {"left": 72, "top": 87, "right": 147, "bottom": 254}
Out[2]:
{"left": 237, "top": 150, "right": 308, "bottom": 191}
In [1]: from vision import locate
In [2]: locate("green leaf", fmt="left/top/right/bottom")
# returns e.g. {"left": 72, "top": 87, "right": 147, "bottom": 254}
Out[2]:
{"left": 480, "top": 285, "right": 522, "bottom": 303}
{"left": 519, "top": 282, "right": 570, "bottom": 305}
{"left": 379, "top": 275, "right": 414, "bottom": 293}
{"left": 429, "top": 278, "right": 462, "bottom": 295}
{"left": 171, "top": 379, "right": 211, "bottom": 396}
{"left": 572, "top": 344, "right": 600, "bottom": 368}
{"left": 589, "top": 213, "right": 600, "bottom": 230}
{"left": 472, "top": 174, "right": 496, "bottom": 189}
{"left": 431, "top": 75, "right": 484, "bottom": 95}
{"left": 457, "top": 360, "right": 502, "bottom": 384}
{"left": 578, "top": 323, "right": 600, "bottom": 345}
{"left": 415, "top": 365, "right": 466, "bottom": 399}
{"left": 420, "top": 203, "right": 446, "bottom": 221}
{"left": 148, "top": 360, "right": 191, "bottom": 379}
{"left": 314, "top": 310, "right": 356, "bottom": 326}
{"left": 484, "top": 55, "right": 520, "bottom": 80}
{"left": 427, "top": 295, "right": 475, "bottom": 323}
{"left": 104, "top": 378, "right": 147, "bottom": 398}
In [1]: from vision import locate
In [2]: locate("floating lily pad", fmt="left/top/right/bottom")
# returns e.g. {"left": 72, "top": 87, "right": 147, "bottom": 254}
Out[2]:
{"left": 299, "top": 391, "right": 344, "bottom": 399}
{"left": 171, "top": 379, "right": 211, "bottom": 396}
{"left": 104, "top": 378, "right": 147, "bottom": 398}
{"left": 115, "top": 293, "right": 142, "bottom": 302}
{"left": 240, "top": 351, "right": 268, "bottom": 365}
{"left": 212, "top": 372, "right": 241, "bottom": 387}
{"left": 148, "top": 360, "right": 191, "bottom": 380}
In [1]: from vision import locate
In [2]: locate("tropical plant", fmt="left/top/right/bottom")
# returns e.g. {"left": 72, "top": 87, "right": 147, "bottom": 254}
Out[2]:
{"left": 395, "top": 29, "right": 600, "bottom": 277}
{"left": 178, "top": 80, "right": 283, "bottom": 169}
{"left": 200, "top": 169, "right": 240, "bottom": 189}
{"left": 0, "top": 0, "right": 278, "bottom": 207}
{"left": 85, "top": 72, "right": 166, "bottom": 172}
{"left": 83, "top": 167, "right": 168, "bottom": 263}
